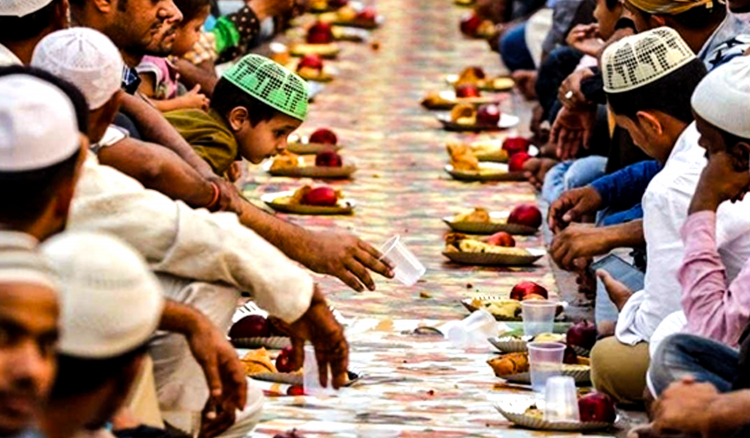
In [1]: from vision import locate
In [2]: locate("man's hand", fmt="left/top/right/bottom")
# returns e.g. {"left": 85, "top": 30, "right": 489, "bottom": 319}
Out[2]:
{"left": 301, "top": 231, "right": 394, "bottom": 292}
{"left": 558, "top": 68, "right": 595, "bottom": 110}
{"left": 548, "top": 185, "right": 602, "bottom": 232}
{"left": 652, "top": 378, "right": 720, "bottom": 437}
{"left": 199, "top": 401, "right": 237, "bottom": 438}
{"left": 184, "top": 314, "right": 248, "bottom": 422}
{"left": 550, "top": 106, "right": 597, "bottom": 160}
{"left": 512, "top": 70, "right": 538, "bottom": 100}
{"left": 596, "top": 268, "right": 633, "bottom": 311}
{"left": 549, "top": 223, "right": 613, "bottom": 270}
{"left": 690, "top": 151, "right": 750, "bottom": 214}
{"left": 566, "top": 23, "right": 604, "bottom": 57}
{"left": 286, "top": 287, "right": 349, "bottom": 389}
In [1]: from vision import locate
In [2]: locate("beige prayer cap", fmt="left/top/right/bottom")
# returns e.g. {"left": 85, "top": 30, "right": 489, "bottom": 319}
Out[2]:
{"left": 602, "top": 27, "right": 696, "bottom": 93}
{"left": 41, "top": 232, "right": 164, "bottom": 359}
{"left": 627, "top": 0, "right": 713, "bottom": 15}
{"left": 32, "top": 28, "right": 124, "bottom": 110}
{"left": 0, "top": 231, "right": 57, "bottom": 290}
{"left": 692, "top": 57, "right": 750, "bottom": 140}
{"left": 0, "top": 74, "right": 80, "bottom": 172}
{"left": 0, "top": 0, "right": 54, "bottom": 16}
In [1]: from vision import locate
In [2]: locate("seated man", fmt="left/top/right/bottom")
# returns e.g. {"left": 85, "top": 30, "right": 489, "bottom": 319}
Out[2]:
{"left": 39, "top": 231, "right": 166, "bottom": 438}
{"left": 574, "top": 28, "right": 750, "bottom": 406}
{"left": 0, "top": 68, "right": 348, "bottom": 437}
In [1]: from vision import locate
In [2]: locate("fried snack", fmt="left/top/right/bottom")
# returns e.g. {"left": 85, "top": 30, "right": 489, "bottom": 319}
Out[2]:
{"left": 270, "top": 150, "right": 300, "bottom": 170}
{"left": 448, "top": 144, "right": 479, "bottom": 171}
{"left": 533, "top": 333, "right": 565, "bottom": 343}
{"left": 458, "top": 239, "right": 531, "bottom": 256}
{"left": 445, "top": 232, "right": 468, "bottom": 248}
{"left": 297, "top": 67, "right": 332, "bottom": 82}
{"left": 422, "top": 91, "right": 450, "bottom": 107}
{"left": 241, "top": 348, "right": 277, "bottom": 374}
{"left": 524, "top": 405, "right": 544, "bottom": 419}
{"left": 450, "top": 103, "right": 476, "bottom": 125}
{"left": 484, "top": 300, "right": 522, "bottom": 319}
{"left": 337, "top": 5, "right": 357, "bottom": 21}
{"left": 456, "top": 67, "right": 484, "bottom": 87}
{"left": 453, "top": 207, "right": 491, "bottom": 223}
{"left": 487, "top": 352, "right": 530, "bottom": 377}
{"left": 289, "top": 185, "right": 312, "bottom": 205}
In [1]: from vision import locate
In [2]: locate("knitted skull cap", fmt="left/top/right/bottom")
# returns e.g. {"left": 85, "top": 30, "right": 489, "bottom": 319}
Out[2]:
{"left": 41, "top": 232, "right": 165, "bottom": 359}
{"left": 223, "top": 54, "right": 309, "bottom": 121}
{"left": 0, "top": 0, "right": 53, "bottom": 16}
{"left": 692, "top": 57, "right": 750, "bottom": 141}
{"left": 602, "top": 27, "right": 696, "bottom": 94}
{"left": 32, "top": 28, "right": 124, "bottom": 110}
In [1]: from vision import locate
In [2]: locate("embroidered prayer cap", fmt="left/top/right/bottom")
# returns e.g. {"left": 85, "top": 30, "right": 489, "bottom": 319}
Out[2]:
{"left": 222, "top": 54, "right": 309, "bottom": 121}
{"left": 0, "top": 74, "right": 80, "bottom": 171}
{"left": 0, "top": 231, "right": 57, "bottom": 291}
{"left": 602, "top": 27, "right": 696, "bottom": 94}
{"left": 692, "top": 57, "right": 750, "bottom": 140}
{"left": 0, "top": 0, "right": 54, "bottom": 16}
{"left": 32, "top": 28, "right": 124, "bottom": 110}
{"left": 41, "top": 232, "right": 164, "bottom": 359}
{"left": 628, "top": 0, "right": 713, "bottom": 15}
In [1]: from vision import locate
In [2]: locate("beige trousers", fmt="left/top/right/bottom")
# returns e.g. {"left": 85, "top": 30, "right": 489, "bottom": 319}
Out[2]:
{"left": 590, "top": 337, "right": 651, "bottom": 405}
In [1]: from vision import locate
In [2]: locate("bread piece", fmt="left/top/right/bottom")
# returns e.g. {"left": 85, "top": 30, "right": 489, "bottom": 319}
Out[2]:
{"left": 241, "top": 348, "right": 277, "bottom": 374}
{"left": 450, "top": 103, "right": 476, "bottom": 123}
{"left": 453, "top": 207, "right": 490, "bottom": 223}
{"left": 270, "top": 151, "right": 300, "bottom": 170}
{"left": 487, "top": 352, "right": 530, "bottom": 377}
{"left": 289, "top": 185, "right": 312, "bottom": 205}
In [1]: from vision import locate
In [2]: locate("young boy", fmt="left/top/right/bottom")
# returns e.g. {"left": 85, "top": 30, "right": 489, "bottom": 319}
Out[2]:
{"left": 166, "top": 54, "right": 308, "bottom": 176}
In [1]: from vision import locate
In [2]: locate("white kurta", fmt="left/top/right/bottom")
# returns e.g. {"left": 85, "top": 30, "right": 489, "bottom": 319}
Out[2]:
{"left": 616, "top": 123, "right": 750, "bottom": 345}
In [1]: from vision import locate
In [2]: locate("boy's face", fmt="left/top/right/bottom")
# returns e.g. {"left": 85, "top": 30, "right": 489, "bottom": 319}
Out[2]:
{"left": 171, "top": 6, "right": 211, "bottom": 58}
{"left": 233, "top": 111, "right": 302, "bottom": 164}
{"left": 594, "top": 0, "right": 621, "bottom": 40}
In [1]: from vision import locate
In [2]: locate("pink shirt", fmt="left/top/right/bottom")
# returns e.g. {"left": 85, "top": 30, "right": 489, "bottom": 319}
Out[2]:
{"left": 680, "top": 211, "right": 750, "bottom": 347}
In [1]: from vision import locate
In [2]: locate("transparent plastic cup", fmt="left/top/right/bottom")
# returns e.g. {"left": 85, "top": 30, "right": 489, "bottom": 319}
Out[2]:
{"left": 521, "top": 300, "right": 558, "bottom": 336}
{"left": 528, "top": 342, "right": 565, "bottom": 395}
{"left": 303, "top": 344, "right": 336, "bottom": 397}
{"left": 544, "top": 376, "right": 580, "bottom": 423}
{"left": 446, "top": 309, "right": 497, "bottom": 348}
{"left": 379, "top": 235, "right": 426, "bottom": 286}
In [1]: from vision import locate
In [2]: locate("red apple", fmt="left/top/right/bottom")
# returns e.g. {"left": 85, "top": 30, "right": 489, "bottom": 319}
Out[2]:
{"left": 356, "top": 6, "right": 377, "bottom": 21}
{"left": 302, "top": 186, "right": 338, "bottom": 206}
{"left": 508, "top": 204, "right": 542, "bottom": 229}
{"left": 309, "top": 128, "right": 338, "bottom": 145}
{"left": 276, "top": 346, "right": 298, "bottom": 373}
{"left": 315, "top": 150, "right": 343, "bottom": 167}
{"left": 460, "top": 12, "right": 482, "bottom": 36}
{"left": 476, "top": 104, "right": 500, "bottom": 126}
{"left": 578, "top": 392, "right": 617, "bottom": 423}
{"left": 510, "top": 281, "right": 548, "bottom": 301}
{"left": 487, "top": 231, "right": 515, "bottom": 247}
{"left": 566, "top": 320, "right": 598, "bottom": 351}
{"left": 297, "top": 54, "right": 324, "bottom": 73}
{"left": 563, "top": 345, "right": 578, "bottom": 364}
{"left": 508, "top": 151, "right": 530, "bottom": 172}
{"left": 307, "top": 22, "right": 334, "bottom": 44}
{"left": 287, "top": 385, "right": 305, "bottom": 396}
{"left": 502, "top": 136, "right": 531, "bottom": 156}
{"left": 229, "top": 315, "right": 270, "bottom": 338}
{"left": 456, "top": 83, "right": 481, "bottom": 98}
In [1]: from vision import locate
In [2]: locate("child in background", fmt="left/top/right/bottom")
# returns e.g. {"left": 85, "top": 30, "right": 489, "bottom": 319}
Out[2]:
{"left": 165, "top": 54, "right": 308, "bottom": 176}
{"left": 137, "top": 0, "right": 211, "bottom": 112}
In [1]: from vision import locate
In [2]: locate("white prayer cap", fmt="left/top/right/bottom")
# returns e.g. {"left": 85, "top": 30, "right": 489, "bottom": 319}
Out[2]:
{"left": 0, "top": 231, "right": 57, "bottom": 290}
{"left": 41, "top": 232, "right": 164, "bottom": 359}
{"left": 602, "top": 27, "right": 696, "bottom": 94}
{"left": 32, "top": 28, "right": 124, "bottom": 110}
{"left": 0, "top": 74, "right": 80, "bottom": 172}
{"left": 0, "top": 0, "right": 53, "bottom": 16}
{"left": 692, "top": 57, "right": 750, "bottom": 140}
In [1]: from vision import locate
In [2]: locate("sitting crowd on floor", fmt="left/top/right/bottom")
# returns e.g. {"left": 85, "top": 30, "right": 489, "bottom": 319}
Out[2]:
{"left": 4, "top": 0, "right": 750, "bottom": 435}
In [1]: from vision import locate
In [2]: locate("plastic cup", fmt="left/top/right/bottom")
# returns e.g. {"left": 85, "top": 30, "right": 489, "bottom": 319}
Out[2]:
{"left": 446, "top": 309, "right": 497, "bottom": 348}
{"left": 379, "top": 235, "right": 426, "bottom": 286}
{"left": 528, "top": 342, "right": 565, "bottom": 395}
{"left": 303, "top": 344, "right": 336, "bottom": 397}
{"left": 521, "top": 300, "right": 558, "bottom": 336}
{"left": 544, "top": 376, "right": 580, "bottom": 423}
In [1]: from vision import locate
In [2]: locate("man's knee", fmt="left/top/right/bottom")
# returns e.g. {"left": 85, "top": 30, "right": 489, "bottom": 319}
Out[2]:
{"left": 591, "top": 337, "right": 650, "bottom": 405}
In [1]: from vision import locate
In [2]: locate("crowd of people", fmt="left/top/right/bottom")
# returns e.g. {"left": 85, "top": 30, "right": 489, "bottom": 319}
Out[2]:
{"left": 4, "top": 0, "right": 750, "bottom": 435}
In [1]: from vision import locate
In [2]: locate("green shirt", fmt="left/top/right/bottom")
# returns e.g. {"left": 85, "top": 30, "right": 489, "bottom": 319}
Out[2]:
{"left": 165, "top": 108, "right": 238, "bottom": 175}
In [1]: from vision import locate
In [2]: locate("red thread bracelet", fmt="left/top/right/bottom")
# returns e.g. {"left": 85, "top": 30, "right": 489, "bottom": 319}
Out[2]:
{"left": 205, "top": 182, "right": 221, "bottom": 210}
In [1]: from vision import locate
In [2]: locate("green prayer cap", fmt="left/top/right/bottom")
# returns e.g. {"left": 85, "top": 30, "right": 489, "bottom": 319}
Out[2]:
{"left": 222, "top": 54, "right": 309, "bottom": 121}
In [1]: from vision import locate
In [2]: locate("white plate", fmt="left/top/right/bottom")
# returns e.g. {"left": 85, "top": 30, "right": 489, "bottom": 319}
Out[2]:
{"left": 232, "top": 336, "right": 291, "bottom": 349}
{"left": 261, "top": 191, "right": 355, "bottom": 215}
{"left": 442, "top": 211, "right": 538, "bottom": 235}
